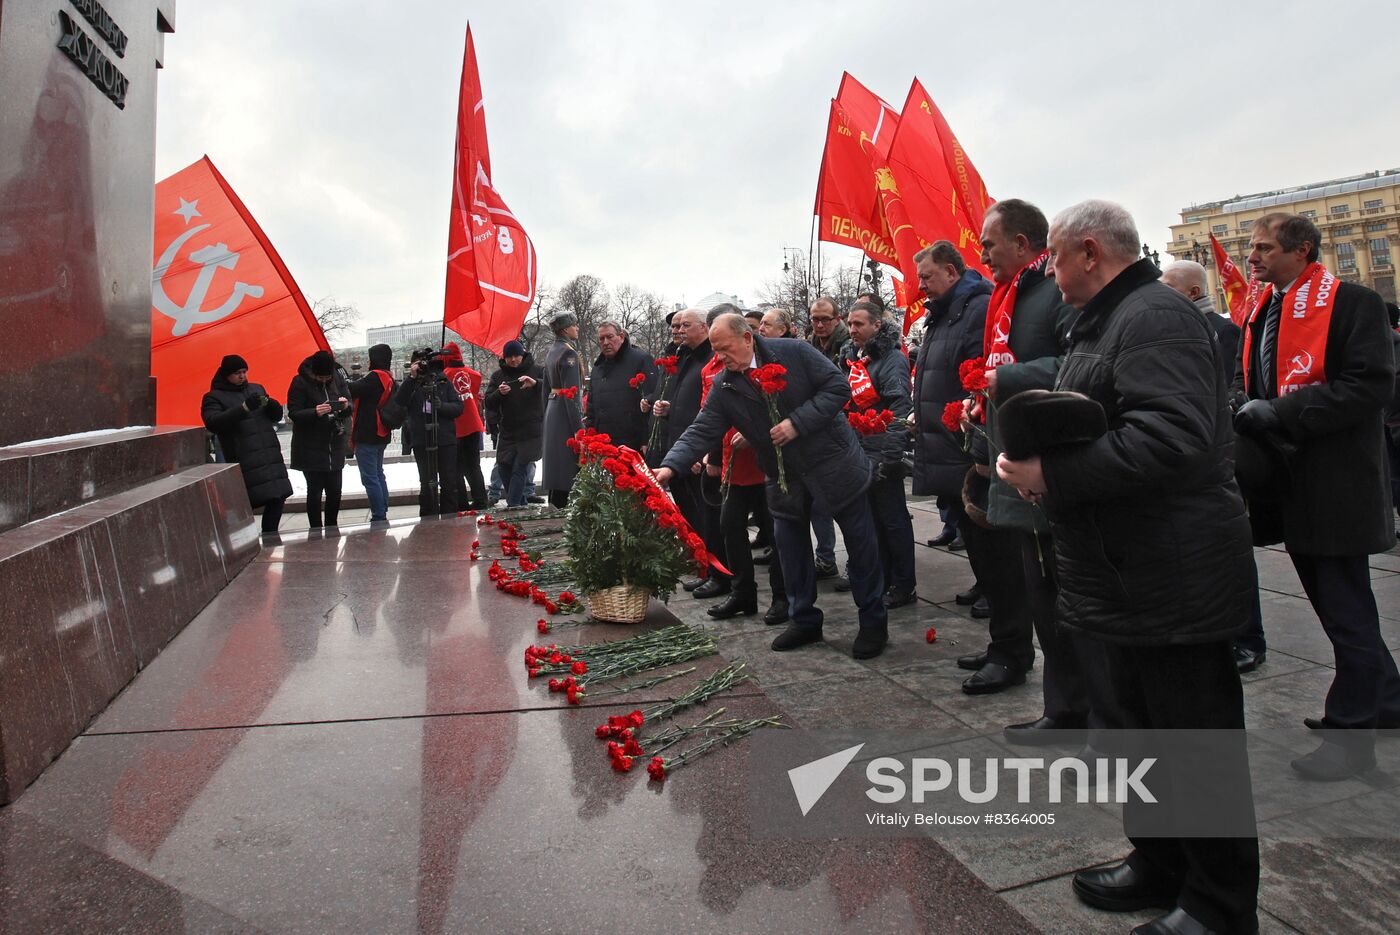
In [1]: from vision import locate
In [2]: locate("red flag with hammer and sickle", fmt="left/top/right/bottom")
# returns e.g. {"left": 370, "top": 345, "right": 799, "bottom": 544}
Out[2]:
{"left": 1210, "top": 233, "right": 1254, "bottom": 326}
{"left": 443, "top": 26, "right": 537, "bottom": 355}
{"left": 150, "top": 156, "right": 330, "bottom": 426}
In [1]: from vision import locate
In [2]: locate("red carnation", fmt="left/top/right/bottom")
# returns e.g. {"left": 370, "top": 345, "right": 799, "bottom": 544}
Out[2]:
{"left": 559, "top": 591, "right": 576, "bottom": 603}
{"left": 655, "top": 356, "right": 679, "bottom": 375}
{"left": 566, "top": 685, "right": 583, "bottom": 705}
{"left": 626, "top": 710, "right": 645, "bottom": 728}
{"left": 537, "top": 620, "right": 549, "bottom": 633}
{"left": 646, "top": 757, "right": 667, "bottom": 781}
{"left": 548, "top": 678, "right": 563, "bottom": 692}
{"left": 925, "top": 627, "right": 938, "bottom": 644}
{"left": 941, "top": 401, "right": 964, "bottom": 434}
{"left": 623, "top": 738, "right": 645, "bottom": 757}
{"left": 595, "top": 724, "right": 611, "bottom": 739}
{"left": 959, "top": 357, "right": 989, "bottom": 393}
{"left": 628, "top": 372, "right": 646, "bottom": 389}
{"left": 571, "top": 661, "right": 588, "bottom": 675}
{"left": 612, "top": 755, "right": 634, "bottom": 772}
{"left": 545, "top": 600, "right": 560, "bottom": 615}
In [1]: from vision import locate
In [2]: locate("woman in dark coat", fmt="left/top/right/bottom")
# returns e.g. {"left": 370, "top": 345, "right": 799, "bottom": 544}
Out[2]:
{"left": 201, "top": 354, "right": 292, "bottom": 533}
{"left": 286, "top": 350, "right": 351, "bottom": 528}
{"left": 540, "top": 313, "right": 584, "bottom": 507}
{"left": 484, "top": 340, "right": 545, "bottom": 508}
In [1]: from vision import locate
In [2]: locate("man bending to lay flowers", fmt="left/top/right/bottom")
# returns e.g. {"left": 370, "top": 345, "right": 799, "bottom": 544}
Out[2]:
{"left": 652, "top": 313, "right": 891, "bottom": 660}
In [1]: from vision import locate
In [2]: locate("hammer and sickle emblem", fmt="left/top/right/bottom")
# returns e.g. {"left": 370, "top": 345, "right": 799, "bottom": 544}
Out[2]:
{"left": 874, "top": 167, "right": 900, "bottom": 194}
{"left": 1285, "top": 350, "right": 1314, "bottom": 382}
{"left": 152, "top": 224, "right": 265, "bottom": 336}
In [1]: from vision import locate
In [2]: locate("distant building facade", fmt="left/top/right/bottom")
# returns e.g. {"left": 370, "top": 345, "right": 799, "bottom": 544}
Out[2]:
{"left": 1169, "top": 168, "right": 1400, "bottom": 305}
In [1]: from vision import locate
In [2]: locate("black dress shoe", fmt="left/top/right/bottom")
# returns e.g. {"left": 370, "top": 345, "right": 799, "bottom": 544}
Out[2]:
{"left": 962, "top": 662, "right": 1026, "bottom": 695}
{"left": 1072, "top": 860, "right": 1177, "bottom": 913}
{"left": 764, "top": 600, "right": 789, "bottom": 625}
{"left": 954, "top": 584, "right": 982, "bottom": 605}
{"left": 771, "top": 625, "right": 823, "bottom": 651}
{"left": 957, "top": 650, "right": 988, "bottom": 671}
{"left": 814, "top": 560, "right": 838, "bottom": 579}
{"left": 682, "top": 578, "right": 705, "bottom": 592}
{"left": 970, "top": 595, "right": 991, "bottom": 618}
{"left": 1291, "top": 739, "right": 1376, "bottom": 781}
{"left": 753, "top": 548, "right": 773, "bottom": 565}
{"left": 927, "top": 527, "right": 957, "bottom": 547}
{"left": 948, "top": 535, "right": 966, "bottom": 551}
{"left": 1233, "top": 645, "right": 1265, "bottom": 674}
{"left": 883, "top": 588, "right": 918, "bottom": 609}
{"left": 1004, "top": 715, "right": 1088, "bottom": 746}
{"left": 708, "top": 593, "right": 758, "bottom": 619}
{"left": 852, "top": 628, "right": 888, "bottom": 659}
{"left": 692, "top": 578, "right": 731, "bottom": 599}
{"left": 833, "top": 576, "right": 853, "bottom": 592}
{"left": 1132, "top": 907, "right": 1225, "bottom": 935}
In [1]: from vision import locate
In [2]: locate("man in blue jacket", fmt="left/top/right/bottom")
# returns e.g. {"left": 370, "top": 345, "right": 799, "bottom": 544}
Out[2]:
{"left": 654, "top": 314, "right": 889, "bottom": 658}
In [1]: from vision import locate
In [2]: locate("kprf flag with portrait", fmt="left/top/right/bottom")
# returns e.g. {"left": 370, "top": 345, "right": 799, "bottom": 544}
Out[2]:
{"left": 443, "top": 26, "right": 537, "bottom": 356}
{"left": 150, "top": 156, "right": 330, "bottom": 426}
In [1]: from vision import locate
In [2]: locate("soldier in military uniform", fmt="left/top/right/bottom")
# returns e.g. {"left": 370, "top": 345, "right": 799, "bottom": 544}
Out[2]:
{"left": 541, "top": 312, "right": 585, "bottom": 507}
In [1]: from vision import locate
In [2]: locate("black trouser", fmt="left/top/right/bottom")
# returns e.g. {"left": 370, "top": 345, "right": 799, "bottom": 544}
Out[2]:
{"left": 721, "top": 483, "right": 785, "bottom": 601}
{"left": 414, "top": 443, "right": 458, "bottom": 516}
{"left": 260, "top": 496, "right": 287, "bottom": 533}
{"left": 1023, "top": 531, "right": 1111, "bottom": 725}
{"left": 549, "top": 490, "right": 570, "bottom": 509}
{"left": 456, "top": 433, "right": 486, "bottom": 509}
{"left": 302, "top": 469, "right": 342, "bottom": 527}
{"left": 961, "top": 521, "right": 1035, "bottom": 671}
{"left": 1235, "top": 580, "right": 1267, "bottom": 655}
{"left": 1102, "top": 640, "right": 1259, "bottom": 935}
{"left": 1290, "top": 551, "right": 1400, "bottom": 729}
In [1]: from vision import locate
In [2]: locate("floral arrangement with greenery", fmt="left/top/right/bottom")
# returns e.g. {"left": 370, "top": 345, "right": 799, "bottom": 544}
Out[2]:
{"left": 563, "top": 429, "right": 712, "bottom": 602}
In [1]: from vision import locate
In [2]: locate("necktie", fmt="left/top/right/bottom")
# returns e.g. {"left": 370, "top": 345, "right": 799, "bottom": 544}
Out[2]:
{"left": 1258, "top": 290, "right": 1284, "bottom": 397}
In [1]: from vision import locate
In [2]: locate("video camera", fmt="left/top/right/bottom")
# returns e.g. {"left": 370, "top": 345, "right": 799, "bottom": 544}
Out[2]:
{"left": 408, "top": 347, "right": 451, "bottom": 382}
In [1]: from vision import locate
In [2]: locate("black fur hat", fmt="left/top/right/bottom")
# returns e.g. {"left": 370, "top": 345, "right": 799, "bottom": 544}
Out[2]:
{"left": 996, "top": 390, "right": 1107, "bottom": 460}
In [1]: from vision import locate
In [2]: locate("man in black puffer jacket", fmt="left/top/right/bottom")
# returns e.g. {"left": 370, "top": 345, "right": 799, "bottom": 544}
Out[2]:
{"left": 912, "top": 244, "right": 991, "bottom": 532}
{"left": 585, "top": 319, "right": 656, "bottom": 450}
{"left": 998, "top": 200, "right": 1257, "bottom": 935}
{"left": 201, "top": 354, "right": 292, "bottom": 534}
{"left": 840, "top": 303, "right": 916, "bottom": 607}
{"left": 287, "top": 350, "right": 352, "bottom": 528}
{"left": 484, "top": 340, "right": 545, "bottom": 508}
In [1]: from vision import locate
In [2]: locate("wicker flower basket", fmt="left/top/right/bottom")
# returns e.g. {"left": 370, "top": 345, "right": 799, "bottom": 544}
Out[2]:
{"left": 587, "top": 582, "right": 652, "bottom": 624}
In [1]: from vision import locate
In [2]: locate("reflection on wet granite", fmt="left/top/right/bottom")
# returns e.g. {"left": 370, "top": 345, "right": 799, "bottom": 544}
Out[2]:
{"left": 0, "top": 465, "right": 256, "bottom": 801}
{"left": 17, "top": 700, "right": 1034, "bottom": 935}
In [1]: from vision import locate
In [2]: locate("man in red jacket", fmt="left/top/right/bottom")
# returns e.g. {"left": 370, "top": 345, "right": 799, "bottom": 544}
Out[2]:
{"left": 439, "top": 343, "right": 487, "bottom": 510}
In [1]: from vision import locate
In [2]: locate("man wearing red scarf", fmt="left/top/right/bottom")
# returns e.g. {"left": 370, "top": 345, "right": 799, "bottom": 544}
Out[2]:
{"left": 960, "top": 200, "right": 1107, "bottom": 747}
{"left": 1233, "top": 212, "right": 1398, "bottom": 781}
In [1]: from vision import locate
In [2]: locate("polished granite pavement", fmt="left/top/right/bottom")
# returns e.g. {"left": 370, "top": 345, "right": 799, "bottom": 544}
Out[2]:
{"left": 6, "top": 499, "right": 1399, "bottom": 933}
{"left": 2, "top": 510, "right": 1038, "bottom": 934}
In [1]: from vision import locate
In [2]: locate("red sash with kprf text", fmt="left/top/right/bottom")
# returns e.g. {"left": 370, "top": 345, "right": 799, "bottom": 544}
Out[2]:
{"left": 847, "top": 359, "right": 880, "bottom": 409}
{"left": 983, "top": 250, "right": 1050, "bottom": 369}
{"left": 1239, "top": 262, "right": 1338, "bottom": 395}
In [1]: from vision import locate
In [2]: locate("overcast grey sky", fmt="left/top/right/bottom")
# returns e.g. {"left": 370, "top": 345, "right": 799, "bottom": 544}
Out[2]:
{"left": 154, "top": 1, "right": 1400, "bottom": 345}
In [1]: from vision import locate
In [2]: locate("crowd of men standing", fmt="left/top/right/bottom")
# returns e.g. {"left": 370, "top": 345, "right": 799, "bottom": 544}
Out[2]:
{"left": 201, "top": 197, "right": 1400, "bottom": 935}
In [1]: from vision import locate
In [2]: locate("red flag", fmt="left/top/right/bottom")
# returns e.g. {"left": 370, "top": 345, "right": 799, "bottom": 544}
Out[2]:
{"left": 885, "top": 79, "right": 993, "bottom": 274}
{"left": 814, "top": 74, "right": 901, "bottom": 263}
{"left": 150, "top": 156, "right": 329, "bottom": 426}
{"left": 444, "top": 27, "right": 537, "bottom": 355}
{"left": 893, "top": 276, "right": 925, "bottom": 334}
{"left": 1209, "top": 233, "right": 1253, "bottom": 326}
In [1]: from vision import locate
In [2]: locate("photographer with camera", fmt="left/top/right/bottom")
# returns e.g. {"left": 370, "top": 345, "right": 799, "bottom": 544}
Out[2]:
{"left": 202, "top": 354, "right": 293, "bottom": 535}
{"left": 840, "top": 301, "right": 917, "bottom": 608}
{"left": 287, "top": 350, "right": 352, "bottom": 529}
{"left": 397, "top": 346, "right": 464, "bottom": 516}
{"left": 484, "top": 339, "right": 544, "bottom": 508}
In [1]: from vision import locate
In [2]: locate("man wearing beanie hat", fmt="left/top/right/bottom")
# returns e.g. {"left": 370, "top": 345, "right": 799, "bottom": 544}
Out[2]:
{"left": 349, "top": 343, "right": 399, "bottom": 521}
{"left": 202, "top": 355, "right": 292, "bottom": 534}
{"left": 288, "top": 350, "right": 352, "bottom": 528}
{"left": 485, "top": 339, "right": 545, "bottom": 507}
{"left": 542, "top": 312, "right": 585, "bottom": 507}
